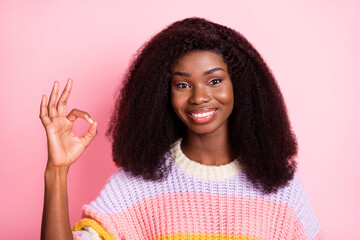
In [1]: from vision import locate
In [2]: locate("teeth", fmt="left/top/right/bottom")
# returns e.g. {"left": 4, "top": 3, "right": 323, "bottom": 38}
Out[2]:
{"left": 191, "top": 110, "right": 215, "bottom": 118}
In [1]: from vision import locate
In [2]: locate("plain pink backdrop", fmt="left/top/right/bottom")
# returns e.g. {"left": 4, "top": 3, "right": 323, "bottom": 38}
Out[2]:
{"left": 1, "top": 0, "right": 359, "bottom": 239}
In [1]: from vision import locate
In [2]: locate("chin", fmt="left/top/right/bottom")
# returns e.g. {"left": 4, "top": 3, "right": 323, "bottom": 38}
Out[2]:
{"left": 187, "top": 124, "right": 223, "bottom": 136}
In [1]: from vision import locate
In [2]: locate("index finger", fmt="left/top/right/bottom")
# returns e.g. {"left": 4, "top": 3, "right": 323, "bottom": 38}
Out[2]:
{"left": 56, "top": 78, "right": 73, "bottom": 116}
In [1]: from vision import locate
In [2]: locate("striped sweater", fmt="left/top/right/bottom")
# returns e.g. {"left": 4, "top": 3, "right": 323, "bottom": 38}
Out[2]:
{"left": 72, "top": 139, "right": 322, "bottom": 239}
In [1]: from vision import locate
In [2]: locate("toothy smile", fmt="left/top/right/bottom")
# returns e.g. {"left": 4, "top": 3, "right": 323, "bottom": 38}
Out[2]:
{"left": 190, "top": 110, "right": 216, "bottom": 118}
{"left": 187, "top": 109, "right": 217, "bottom": 123}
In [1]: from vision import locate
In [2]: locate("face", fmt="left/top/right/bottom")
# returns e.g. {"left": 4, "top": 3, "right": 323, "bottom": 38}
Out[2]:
{"left": 171, "top": 50, "right": 234, "bottom": 135}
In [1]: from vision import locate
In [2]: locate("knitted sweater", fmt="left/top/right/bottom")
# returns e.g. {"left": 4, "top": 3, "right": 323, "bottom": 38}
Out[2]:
{"left": 72, "top": 140, "right": 322, "bottom": 240}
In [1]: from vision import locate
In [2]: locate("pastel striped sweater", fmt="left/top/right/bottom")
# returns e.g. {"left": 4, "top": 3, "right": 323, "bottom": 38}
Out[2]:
{"left": 72, "top": 139, "right": 322, "bottom": 239}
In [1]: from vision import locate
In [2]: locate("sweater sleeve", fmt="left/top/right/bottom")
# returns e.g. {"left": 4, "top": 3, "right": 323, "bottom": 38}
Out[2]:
{"left": 72, "top": 217, "right": 117, "bottom": 240}
{"left": 71, "top": 171, "right": 125, "bottom": 240}
{"left": 292, "top": 174, "right": 323, "bottom": 240}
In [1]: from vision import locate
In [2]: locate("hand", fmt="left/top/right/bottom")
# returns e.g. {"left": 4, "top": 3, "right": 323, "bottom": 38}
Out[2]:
{"left": 40, "top": 79, "right": 98, "bottom": 170}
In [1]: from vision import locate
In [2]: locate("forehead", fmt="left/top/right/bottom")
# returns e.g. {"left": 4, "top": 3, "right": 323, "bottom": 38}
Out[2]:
{"left": 173, "top": 51, "right": 227, "bottom": 72}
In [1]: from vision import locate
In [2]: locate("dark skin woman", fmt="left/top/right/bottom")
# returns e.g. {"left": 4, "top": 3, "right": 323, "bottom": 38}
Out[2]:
{"left": 40, "top": 17, "right": 305, "bottom": 239}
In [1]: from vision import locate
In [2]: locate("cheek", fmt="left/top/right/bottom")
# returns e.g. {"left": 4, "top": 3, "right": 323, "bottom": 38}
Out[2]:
{"left": 170, "top": 88, "right": 177, "bottom": 109}
{"left": 171, "top": 91, "right": 185, "bottom": 116}
{"left": 217, "top": 85, "right": 234, "bottom": 106}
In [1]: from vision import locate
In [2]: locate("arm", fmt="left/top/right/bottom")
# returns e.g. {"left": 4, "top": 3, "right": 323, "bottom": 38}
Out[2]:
{"left": 42, "top": 166, "right": 72, "bottom": 240}
{"left": 40, "top": 79, "right": 98, "bottom": 240}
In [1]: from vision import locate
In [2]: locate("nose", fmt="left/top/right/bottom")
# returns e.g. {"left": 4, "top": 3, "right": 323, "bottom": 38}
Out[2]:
{"left": 189, "top": 86, "right": 211, "bottom": 104}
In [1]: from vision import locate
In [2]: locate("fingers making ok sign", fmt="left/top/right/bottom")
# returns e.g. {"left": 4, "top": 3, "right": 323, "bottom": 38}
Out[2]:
{"left": 40, "top": 79, "right": 98, "bottom": 169}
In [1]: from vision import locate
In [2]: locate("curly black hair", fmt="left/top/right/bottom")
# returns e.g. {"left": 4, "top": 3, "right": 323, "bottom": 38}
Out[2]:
{"left": 107, "top": 17, "right": 297, "bottom": 194}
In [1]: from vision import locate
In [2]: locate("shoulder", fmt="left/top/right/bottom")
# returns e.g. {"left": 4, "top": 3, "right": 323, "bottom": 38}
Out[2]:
{"left": 87, "top": 169, "right": 146, "bottom": 212}
{"left": 278, "top": 172, "right": 314, "bottom": 210}
{"left": 86, "top": 164, "right": 176, "bottom": 214}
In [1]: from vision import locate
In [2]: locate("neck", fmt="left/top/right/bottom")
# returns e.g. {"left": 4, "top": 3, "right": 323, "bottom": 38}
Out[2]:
{"left": 181, "top": 127, "right": 234, "bottom": 166}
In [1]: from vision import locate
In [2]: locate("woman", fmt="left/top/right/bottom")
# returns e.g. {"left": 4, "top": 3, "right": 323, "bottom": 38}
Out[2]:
{"left": 40, "top": 17, "right": 322, "bottom": 239}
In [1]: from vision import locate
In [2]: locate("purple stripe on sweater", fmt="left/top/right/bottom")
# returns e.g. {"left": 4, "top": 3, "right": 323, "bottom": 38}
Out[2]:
{"left": 73, "top": 230, "right": 97, "bottom": 240}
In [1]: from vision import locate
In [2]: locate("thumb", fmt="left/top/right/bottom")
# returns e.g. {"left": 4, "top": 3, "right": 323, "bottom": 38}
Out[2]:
{"left": 81, "top": 121, "right": 98, "bottom": 147}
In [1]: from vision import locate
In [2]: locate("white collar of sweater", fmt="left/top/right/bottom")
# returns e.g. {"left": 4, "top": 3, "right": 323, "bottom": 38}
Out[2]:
{"left": 170, "top": 139, "right": 242, "bottom": 180}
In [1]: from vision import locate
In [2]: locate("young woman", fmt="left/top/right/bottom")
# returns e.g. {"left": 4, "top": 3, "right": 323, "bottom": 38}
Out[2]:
{"left": 40, "top": 17, "right": 322, "bottom": 240}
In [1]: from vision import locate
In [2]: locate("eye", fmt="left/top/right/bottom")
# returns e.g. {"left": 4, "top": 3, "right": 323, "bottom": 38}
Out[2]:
{"left": 175, "top": 82, "right": 190, "bottom": 89}
{"left": 208, "top": 79, "right": 223, "bottom": 85}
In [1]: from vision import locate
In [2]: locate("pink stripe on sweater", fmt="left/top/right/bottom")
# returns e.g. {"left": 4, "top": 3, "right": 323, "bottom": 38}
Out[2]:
{"left": 81, "top": 192, "right": 307, "bottom": 240}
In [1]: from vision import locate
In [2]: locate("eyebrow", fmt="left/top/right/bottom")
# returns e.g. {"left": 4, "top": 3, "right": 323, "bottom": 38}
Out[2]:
{"left": 172, "top": 67, "right": 224, "bottom": 77}
{"left": 203, "top": 67, "right": 224, "bottom": 75}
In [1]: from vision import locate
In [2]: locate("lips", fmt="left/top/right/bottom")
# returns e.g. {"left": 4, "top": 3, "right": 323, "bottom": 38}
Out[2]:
{"left": 187, "top": 108, "right": 217, "bottom": 123}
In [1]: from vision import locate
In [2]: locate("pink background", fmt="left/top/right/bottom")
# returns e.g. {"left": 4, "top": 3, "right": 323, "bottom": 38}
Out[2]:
{"left": 1, "top": 0, "right": 359, "bottom": 239}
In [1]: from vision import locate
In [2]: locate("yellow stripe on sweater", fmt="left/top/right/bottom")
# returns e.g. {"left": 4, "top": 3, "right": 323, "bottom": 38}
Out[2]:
{"left": 154, "top": 233, "right": 262, "bottom": 240}
{"left": 72, "top": 218, "right": 116, "bottom": 240}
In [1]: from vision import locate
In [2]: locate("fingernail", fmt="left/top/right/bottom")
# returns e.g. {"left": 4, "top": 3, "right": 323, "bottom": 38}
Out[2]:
{"left": 85, "top": 115, "right": 94, "bottom": 124}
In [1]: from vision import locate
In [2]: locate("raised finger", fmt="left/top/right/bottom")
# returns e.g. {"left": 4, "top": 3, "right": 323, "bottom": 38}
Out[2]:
{"left": 48, "top": 81, "right": 59, "bottom": 118}
{"left": 56, "top": 78, "right": 73, "bottom": 116}
{"left": 67, "top": 109, "right": 94, "bottom": 125}
{"left": 39, "top": 95, "right": 51, "bottom": 126}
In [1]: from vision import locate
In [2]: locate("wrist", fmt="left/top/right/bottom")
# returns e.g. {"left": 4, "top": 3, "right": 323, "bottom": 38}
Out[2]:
{"left": 44, "top": 165, "right": 69, "bottom": 182}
